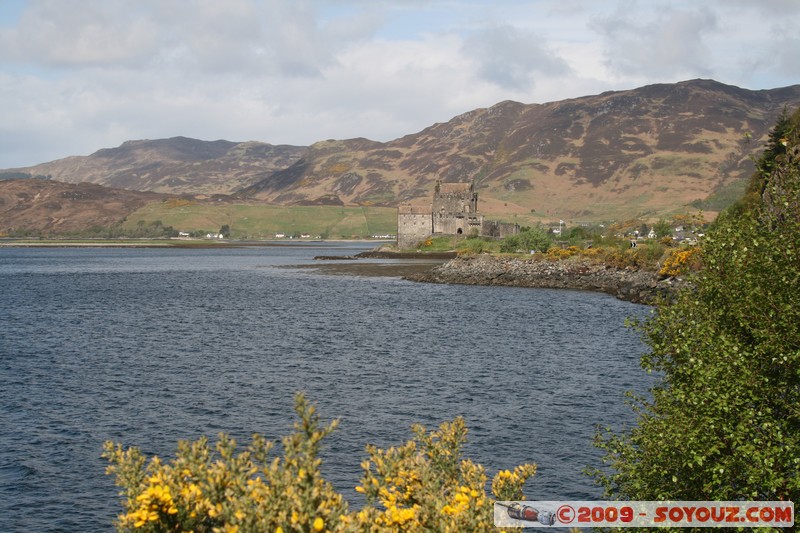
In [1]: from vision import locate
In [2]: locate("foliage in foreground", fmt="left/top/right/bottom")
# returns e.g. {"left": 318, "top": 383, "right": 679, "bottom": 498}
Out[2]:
{"left": 594, "top": 109, "right": 800, "bottom": 527}
{"left": 419, "top": 230, "right": 700, "bottom": 274}
{"left": 104, "top": 393, "right": 536, "bottom": 532}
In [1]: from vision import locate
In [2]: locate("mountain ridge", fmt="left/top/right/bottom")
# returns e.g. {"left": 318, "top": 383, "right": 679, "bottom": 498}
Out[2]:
{"left": 3, "top": 137, "right": 306, "bottom": 196}
{"left": 240, "top": 79, "right": 800, "bottom": 219}
{"left": 4, "top": 79, "right": 800, "bottom": 222}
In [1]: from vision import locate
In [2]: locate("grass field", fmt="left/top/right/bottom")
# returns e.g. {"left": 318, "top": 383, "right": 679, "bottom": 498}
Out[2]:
{"left": 123, "top": 201, "right": 398, "bottom": 239}
{"left": 0, "top": 239, "right": 218, "bottom": 247}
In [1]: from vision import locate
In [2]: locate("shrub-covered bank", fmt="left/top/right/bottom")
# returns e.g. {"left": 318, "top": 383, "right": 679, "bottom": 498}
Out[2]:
{"left": 404, "top": 254, "right": 687, "bottom": 305}
{"left": 593, "top": 107, "right": 800, "bottom": 519}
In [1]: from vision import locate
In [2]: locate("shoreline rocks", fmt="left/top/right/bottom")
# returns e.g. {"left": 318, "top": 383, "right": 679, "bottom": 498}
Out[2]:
{"left": 403, "top": 254, "right": 687, "bottom": 305}
{"left": 354, "top": 250, "right": 458, "bottom": 260}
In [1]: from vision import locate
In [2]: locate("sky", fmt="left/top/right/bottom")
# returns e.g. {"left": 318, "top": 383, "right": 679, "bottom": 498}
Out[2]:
{"left": 1, "top": 0, "right": 799, "bottom": 169}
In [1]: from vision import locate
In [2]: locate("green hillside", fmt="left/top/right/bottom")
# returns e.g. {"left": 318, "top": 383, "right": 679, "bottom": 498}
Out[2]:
{"left": 122, "top": 200, "right": 397, "bottom": 239}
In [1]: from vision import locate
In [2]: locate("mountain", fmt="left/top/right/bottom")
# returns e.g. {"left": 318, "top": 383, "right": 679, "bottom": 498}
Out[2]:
{"left": 4, "top": 79, "right": 800, "bottom": 222}
{"left": 241, "top": 79, "right": 800, "bottom": 220}
{"left": 0, "top": 178, "right": 167, "bottom": 235}
{"left": 3, "top": 137, "right": 307, "bottom": 196}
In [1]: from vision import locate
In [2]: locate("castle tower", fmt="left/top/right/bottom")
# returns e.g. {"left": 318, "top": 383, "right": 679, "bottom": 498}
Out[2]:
{"left": 432, "top": 180, "right": 482, "bottom": 236}
{"left": 432, "top": 180, "right": 478, "bottom": 216}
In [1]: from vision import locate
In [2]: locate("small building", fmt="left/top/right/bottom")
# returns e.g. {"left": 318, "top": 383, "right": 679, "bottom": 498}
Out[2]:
{"left": 397, "top": 180, "right": 519, "bottom": 248}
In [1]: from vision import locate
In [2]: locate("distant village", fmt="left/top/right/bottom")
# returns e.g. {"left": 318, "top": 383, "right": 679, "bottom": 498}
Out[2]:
{"left": 195, "top": 231, "right": 396, "bottom": 240}
{"left": 550, "top": 222, "right": 704, "bottom": 245}
{"left": 181, "top": 179, "right": 706, "bottom": 245}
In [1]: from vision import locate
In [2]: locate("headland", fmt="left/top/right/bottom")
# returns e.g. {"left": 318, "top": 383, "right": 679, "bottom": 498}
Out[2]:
{"left": 403, "top": 254, "right": 686, "bottom": 305}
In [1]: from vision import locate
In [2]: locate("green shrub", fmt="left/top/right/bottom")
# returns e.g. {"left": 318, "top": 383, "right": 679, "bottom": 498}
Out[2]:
{"left": 499, "top": 234, "right": 521, "bottom": 253}
{"left": 104, "top": 394, "right": 537, "bottom": 532}
{"left": 594, "top": 108, "right": 800, "bottom": 509}
{"left": 499, "top": 227, "right": 552, "bottom": 253}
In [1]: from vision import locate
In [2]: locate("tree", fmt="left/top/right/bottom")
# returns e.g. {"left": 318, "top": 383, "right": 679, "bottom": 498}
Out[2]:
{"left": 219, "top": 224, "right": 231, "bottom": 238}
{"left": 755, "top": 106, "right": 793, "bottom": 181}
{"left": 519, "top": 226, "right": 552, "bottom": 252}
{"left": 567, "top": 226, "right": 589, "bottom": 242}
{"left": 499, "top": 227, "right": 552, "bottom": 253}
{"left": 727, "top": 106, "right": 796, "bottom": 220}
{"left": 653, "top": 218, "right": 672, "bottom": 239}
{"left": 594, "top": 109, "right": 800, "bottom": 511}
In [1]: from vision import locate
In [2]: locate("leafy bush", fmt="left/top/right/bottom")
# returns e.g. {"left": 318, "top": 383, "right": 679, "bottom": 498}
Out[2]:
{"left": 104, "top": 394, "right": 537, "bottom": 532}
{"left": 498, "top": 234, "right": 522, "bottom": 253}
{"left": 499, "top": 227, "right": 552, "bottom": 253}
{"left": 594, "top": 108, "right": 800, "bottom": 509}
{"left": 518, "top": 227, "right": 552, "bottom": 252}
{"left": 590, "top": 242, "right": 671, "bottom": 271}
{"left": 592, "top": 247, "right": 638, "bottom": 269}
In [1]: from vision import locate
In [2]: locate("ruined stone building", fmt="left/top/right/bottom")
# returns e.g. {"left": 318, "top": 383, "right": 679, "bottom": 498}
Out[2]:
{"left": 396, "top": 180, "right": 519, "bottom": 248}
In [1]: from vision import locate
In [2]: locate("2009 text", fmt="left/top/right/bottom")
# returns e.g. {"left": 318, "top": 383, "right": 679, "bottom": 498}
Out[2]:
{"left": 494, "top": 500, "right": 794, "bottom": 528}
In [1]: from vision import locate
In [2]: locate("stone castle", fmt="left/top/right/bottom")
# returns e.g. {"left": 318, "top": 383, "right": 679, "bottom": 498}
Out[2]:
{"left": 396, "top": 180, "right": 519, "bottom": 249}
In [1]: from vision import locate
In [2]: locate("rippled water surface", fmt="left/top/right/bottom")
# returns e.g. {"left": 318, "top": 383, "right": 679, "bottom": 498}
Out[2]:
{"left": 0, "top": 243, "right": 655, "bottom": 531}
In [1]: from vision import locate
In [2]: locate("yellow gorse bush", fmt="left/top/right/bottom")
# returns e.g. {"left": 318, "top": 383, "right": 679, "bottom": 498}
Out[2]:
{"left": 658, "top": 246, "right": 702, "bottom": 277}
{"left": 104, "top": 393, "right": 537, "bottom": 532}
{"left": 490, "top": 465, "right": 538, "bottom": 501}
{"left": 545, "top": 245, "right": 581, "bottom": 260}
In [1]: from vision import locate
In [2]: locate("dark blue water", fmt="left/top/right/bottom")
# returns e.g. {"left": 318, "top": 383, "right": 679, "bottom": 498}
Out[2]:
{"left": 0, "top": 243, "right": 654, "bottom": 531}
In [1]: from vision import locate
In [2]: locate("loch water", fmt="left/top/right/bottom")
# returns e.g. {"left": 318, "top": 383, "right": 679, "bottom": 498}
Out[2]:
{"left": 0, "top": 243, "right": 655, "bottom": 531}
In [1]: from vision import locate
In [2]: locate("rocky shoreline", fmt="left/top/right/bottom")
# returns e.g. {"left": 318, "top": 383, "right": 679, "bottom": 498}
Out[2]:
{"left": 403, "top": 254, "right": 687, "bottom": 305}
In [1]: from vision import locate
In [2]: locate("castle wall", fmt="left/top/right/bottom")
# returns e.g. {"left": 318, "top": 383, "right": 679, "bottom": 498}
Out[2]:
{"left": 481, "top": 220, "right": 520, "bottom": 238}
{"left": 397, "top": 205, "right": 432, "bottom": 248}
{"left": 433, "top": 214, "right": 483, "bottom": 236}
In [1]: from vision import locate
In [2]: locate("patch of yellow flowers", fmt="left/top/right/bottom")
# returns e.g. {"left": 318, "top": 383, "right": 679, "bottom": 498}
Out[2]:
{"left": 104, "top": 393, "right": 537, "bottom": 532}
{"left": 658, "top": 246, "right": 702, "bottom": 277}
{"left": 123, "top": 471, "right": 178, "bottom": 528}
{"left": 546, "top": 245, "right": 581, "bottom": 260}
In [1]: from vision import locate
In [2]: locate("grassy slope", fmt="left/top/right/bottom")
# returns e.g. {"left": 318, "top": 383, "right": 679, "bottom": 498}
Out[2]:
{"left": 122, "top": 201, "right": 397, "bottom": 239}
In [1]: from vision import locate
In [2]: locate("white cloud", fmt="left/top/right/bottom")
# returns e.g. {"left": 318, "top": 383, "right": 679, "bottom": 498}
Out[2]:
{"left": 462, "top": 24, "right": 571, "bottom": 91}
{"left": 0, "top": 0, "right": 160, "bottom": 67}
{"left": 591, "top": 3, "right": 718, "bottom": 79}
{"left": 770, "top": 36, "right": 800, "bottom": 78}
{"left": 724, "top": 0, "right": 800, "bottom": 14}
{"left": 0, "top": 0, "right": 798, "bottom": 168}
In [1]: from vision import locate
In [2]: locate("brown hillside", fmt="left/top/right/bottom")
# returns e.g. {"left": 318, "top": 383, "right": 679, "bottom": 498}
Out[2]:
{"left": 0, "top": 179, "right": 167, "bottom": 235}
{"left": 4, "top": 137, "right": 306, "bottom": 196}
{"left": 3, "top": 80, "right": 800, "bottom": 222}
{"left": 243, "top": 79, "right": 800, "bottom": 220}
